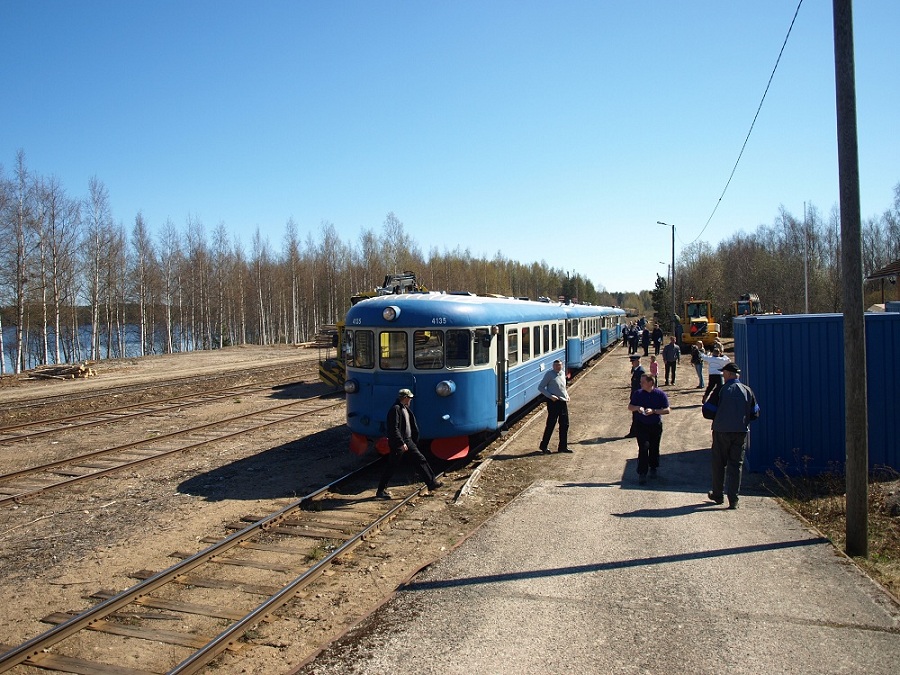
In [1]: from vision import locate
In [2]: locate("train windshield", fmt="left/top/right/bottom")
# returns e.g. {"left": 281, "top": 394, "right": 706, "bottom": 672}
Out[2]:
{"left": 413, "top": 330, "right": 444, "bottom": 369}
{"left": 347, "top": 327, "right": 493, "bottom": 371}
{"left": 379, "top": 331, "right": 408, "bottom": 370}
{"left": 348, "top": 330, "right": 374, "bottom": 368}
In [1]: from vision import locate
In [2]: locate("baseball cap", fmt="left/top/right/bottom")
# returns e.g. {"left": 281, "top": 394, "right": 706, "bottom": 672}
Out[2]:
{"left": 629, "top": 354, "right": 640, "bottom": 361}
{"left": 721, "top": 363, "right": 741, "bottom": 374}
{"left": 398, "top": 388, "right": 414, "bottom": 398}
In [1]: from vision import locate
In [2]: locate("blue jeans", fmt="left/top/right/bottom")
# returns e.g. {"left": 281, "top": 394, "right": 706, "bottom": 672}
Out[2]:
{"left": 694, "top": 362, "right": 704, "bottom": 387}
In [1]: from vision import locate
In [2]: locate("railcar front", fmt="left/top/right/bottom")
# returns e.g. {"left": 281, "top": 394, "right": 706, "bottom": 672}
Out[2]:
{"left": 343, "top": 294, "right": 567, "bottom": 460}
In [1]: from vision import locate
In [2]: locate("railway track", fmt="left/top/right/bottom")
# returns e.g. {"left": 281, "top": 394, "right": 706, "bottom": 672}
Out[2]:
{"left": 0, "top": 373, "right": 324, "bottom": 446}
{"left": 0, "top": 460, "right": 441, "bottom": 674}
{"left": 0, "top": 360, "right": 317, "bottom": 419}
{"left": 0, "top": 345, "right": 625, "bottom": 672}
{"left": 0, "top": 393, "right": 344, "bottom": 507}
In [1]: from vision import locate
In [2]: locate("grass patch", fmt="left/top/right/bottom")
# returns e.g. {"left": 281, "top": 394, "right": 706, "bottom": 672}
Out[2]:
{"left": 765, "top": 458, "right": 900, "bottom": 599}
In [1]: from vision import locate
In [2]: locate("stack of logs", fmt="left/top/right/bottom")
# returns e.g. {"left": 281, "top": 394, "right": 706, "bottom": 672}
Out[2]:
{"left": 27, "top": 362, "right": 97, "bottom": 380}
{"left": 309, "top": 325, "right": 339, "bottom": 348}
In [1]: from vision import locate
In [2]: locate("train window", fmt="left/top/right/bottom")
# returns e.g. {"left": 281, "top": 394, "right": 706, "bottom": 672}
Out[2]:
{"left": 543, "top": 324, "right": 550, "bottom": 354}
{"left": 507, "top": 330, "right": 519, "bottom": 366}
{"left": 351, "top": 330, "right": 374, "bottom": 369}
{"left": 474, "top": 328, "right": 491, "bottom": 365}
{"left": 551, "top": 323, "right": 557, "bottom": 350}
{"left": 414, "top": 330, "right": 444, "bottom": 369}
{"left": 533, "top": 326, "right": 541, "bottom": 355}
{"left": 446, "top": 330, "right": 471, "bottom": 368}
{"left": 521, "top": 327, "right": 530, "bottom": 361}
{"left": 379, "top": 331, "right": 408, "bottom": 370}
{"left": 569, "top": 318, "right": 579, "bottom": 338}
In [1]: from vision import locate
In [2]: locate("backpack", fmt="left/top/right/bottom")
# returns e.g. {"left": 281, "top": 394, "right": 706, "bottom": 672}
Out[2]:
{"left": 701, "top": 385, "right": 720, "bottom": 420}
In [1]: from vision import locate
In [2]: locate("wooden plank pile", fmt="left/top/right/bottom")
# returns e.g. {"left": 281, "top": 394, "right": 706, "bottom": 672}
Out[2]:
{"left": 27, "top": 362, "right": 97, "bottom": 380}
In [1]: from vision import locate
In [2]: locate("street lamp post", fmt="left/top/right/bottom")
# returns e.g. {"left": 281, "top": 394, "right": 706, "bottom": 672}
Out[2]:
{"left": 657, "top": 221, "right": 676, "bottom": 332}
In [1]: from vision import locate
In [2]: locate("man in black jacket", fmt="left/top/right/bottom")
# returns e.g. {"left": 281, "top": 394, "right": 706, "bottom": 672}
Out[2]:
{"left": 623, "top": 354, "right": 645, "bottom": 438}
{"left": 376, "top": 388, "right": 443, "bottom": 499}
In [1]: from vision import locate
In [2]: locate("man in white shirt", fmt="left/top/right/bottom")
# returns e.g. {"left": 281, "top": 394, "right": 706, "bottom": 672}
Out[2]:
{"left": 698, "top": 346, "right": 731, "bottom": 403}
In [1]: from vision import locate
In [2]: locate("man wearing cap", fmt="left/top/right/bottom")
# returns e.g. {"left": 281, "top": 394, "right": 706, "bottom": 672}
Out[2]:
{"left": 538, "top": 359, "right": 573, "bottom": 453}
{"left": 623, "top": 354, "right": 645, "bottom": 438}
{"left": 706, "top": 362, "right": 760, "bottom": 509}
{"left": 376, "top": 388, "right": 443, "bottom": 499}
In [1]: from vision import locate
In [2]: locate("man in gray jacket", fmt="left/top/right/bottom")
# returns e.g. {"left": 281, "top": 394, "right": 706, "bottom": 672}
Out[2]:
{"left": 706, "top": 362, "right": 760, "bottom": 509}
{"left": 539, "top": 359, "right": 572, "bottom": 453}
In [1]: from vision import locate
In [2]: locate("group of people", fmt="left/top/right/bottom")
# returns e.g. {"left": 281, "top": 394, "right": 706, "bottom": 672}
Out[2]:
{"left": 623, "top": 321, "right": 664, "bottom": 356}
{"left": 374, "top": 329, "right": 759, "bottom": 511}
{"left": 624, "top": 336, "right": 759, "bottom": 506}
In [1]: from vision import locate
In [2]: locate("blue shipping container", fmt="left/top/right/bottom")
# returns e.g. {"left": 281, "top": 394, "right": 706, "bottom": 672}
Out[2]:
{"left": 733, "top": 312, "right": 899, "bottom": 476}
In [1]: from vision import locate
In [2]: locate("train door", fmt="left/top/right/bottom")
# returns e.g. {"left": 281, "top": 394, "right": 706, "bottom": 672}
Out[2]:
{"left": 497, "top": 324, "right": 509, "bottom": 423}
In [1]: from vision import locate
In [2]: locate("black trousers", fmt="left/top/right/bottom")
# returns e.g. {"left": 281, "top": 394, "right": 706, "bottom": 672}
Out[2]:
{"left": 634, "top": 422, "right": 663, "bottom": 476}
{"left": 664, "top": 361, "right": 677, "bottom": 384}
{"left": 378, "top": 439, "right": 437, "bottom": 491}
{"left": 540, "top": 399, "right": 569, "bottom": 450}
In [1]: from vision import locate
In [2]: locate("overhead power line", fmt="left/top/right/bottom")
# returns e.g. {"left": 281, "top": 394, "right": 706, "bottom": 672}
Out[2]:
{"left": 692, "top": 0, "right": 805, "bottom": 244}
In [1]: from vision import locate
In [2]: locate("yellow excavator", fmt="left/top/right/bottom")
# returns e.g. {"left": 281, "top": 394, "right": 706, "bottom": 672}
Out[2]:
{"left": 318, "top": 272, "right": 428, "bottom": 387}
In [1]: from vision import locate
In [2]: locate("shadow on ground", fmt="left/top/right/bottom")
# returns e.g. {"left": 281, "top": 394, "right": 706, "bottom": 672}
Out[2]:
{"left": 177, "top": 424, "right": 367, "bottom": 501}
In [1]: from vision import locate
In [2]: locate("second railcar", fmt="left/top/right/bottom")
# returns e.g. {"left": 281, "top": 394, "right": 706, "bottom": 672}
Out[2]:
{"left": 564, "top": 304, "right": 627, "bottom": 369}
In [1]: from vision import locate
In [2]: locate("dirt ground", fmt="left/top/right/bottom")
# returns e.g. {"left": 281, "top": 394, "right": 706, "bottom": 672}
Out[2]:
{"left": 0, "top": 345, "right": 557, "bottom": 673}
{"left": 8, "top": 345, "right": 891, "bottom": 674}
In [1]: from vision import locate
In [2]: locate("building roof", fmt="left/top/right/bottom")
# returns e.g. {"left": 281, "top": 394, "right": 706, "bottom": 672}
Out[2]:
{"left": 865, "top": 259, "right": 900, "bottom": 281}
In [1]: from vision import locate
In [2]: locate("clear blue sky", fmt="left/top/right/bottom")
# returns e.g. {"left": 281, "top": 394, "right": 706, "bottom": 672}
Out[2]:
{"left": 2, "top": 1, "right": 897, "bottom": 293}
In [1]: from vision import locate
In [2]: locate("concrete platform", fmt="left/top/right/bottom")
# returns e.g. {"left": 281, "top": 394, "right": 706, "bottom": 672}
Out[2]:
{"left": 299, "top": 349, "right": 900, "bottom": 674}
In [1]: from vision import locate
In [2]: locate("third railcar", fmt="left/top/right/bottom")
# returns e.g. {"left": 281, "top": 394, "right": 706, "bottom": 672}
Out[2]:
{"left": 342, "top": 293, "right": 625, "bottom": 460}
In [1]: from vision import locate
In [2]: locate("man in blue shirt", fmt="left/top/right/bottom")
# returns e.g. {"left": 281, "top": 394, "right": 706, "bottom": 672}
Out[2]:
{"left": 627, "top": 373, "right": 671, "bottom": 484}
{"left": 706, "top": 362, "right": 760, "bottom": 509}
{"left": 538, "top": 359, "right": 572, "bottom": 454}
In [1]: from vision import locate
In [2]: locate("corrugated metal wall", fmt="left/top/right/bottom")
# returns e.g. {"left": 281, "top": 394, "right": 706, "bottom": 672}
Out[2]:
{"left": 734, "top": 313, "right": 899, "bottom": 475}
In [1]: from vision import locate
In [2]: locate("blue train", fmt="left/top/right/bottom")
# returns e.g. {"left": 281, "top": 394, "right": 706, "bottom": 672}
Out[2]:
{"left": 342, "top": 293, "right": 625, "bottom": 460}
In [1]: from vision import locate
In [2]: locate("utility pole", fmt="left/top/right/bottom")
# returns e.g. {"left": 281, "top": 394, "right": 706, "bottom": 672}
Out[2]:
{"left": 657, "top": 221, "right": 676, "bottom": 332}
{"left": 804, "top": 201, "right": 810, "bottom": 314}
{"left": 833, "top": 0, "right": 868, "bottom": 557}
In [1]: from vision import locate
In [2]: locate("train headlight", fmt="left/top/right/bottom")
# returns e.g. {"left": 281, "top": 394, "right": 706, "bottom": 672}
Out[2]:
{"left": 343, "top": 379, "right": 359, "bottom": 394}
{"left": 382, "top": 306, "right": 400, "bottom": 321}
{"left": 435, "top": 380, "right": 456, "bottom": 397}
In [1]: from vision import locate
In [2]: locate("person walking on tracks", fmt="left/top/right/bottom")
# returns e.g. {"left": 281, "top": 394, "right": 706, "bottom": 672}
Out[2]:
{"left": 538, "top": 359, "right": 573, "bottom": 453}
{"left": 662, "top": 336, "right": 681, "bottom": 386}
{"left": 376, "top": 388, "right": 443, "bottom": 499}
{"left": 627, "top": 373, "right": 671, "bottom": 484}
{"left": 704, "top": 362, "right": 760, "bottom": 509}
